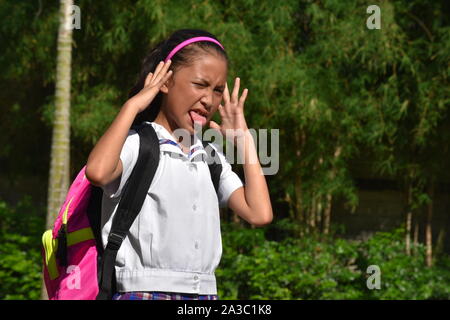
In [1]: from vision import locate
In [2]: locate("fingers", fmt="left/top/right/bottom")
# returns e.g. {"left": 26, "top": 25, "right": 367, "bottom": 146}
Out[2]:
{"left": 153, "top": 60, "right": 172, "bottom": 85}
{"left": 209, "top": 120, "right": 222, "bottom": 135}
{"left": 238, "top": 88, "right": 248, "bottom": 108}
{"left": 231, "top": 77, "right": 240, "bottom": 103}
{"left": 160, "top": 69, "right": 173, "bottom": 85}
{"left": 209, "top": 120, "right": 220, "bottom": 130}
{"left": 223, "top": 82, "right": 230, "bottom": 105}
{"left": 223, "top": 77, "right": 248, "bottom": 111}
{"left": 144, "top": 60, "right": 172, "bottom": 88}
{"left": 223, "top": 78, "right": 241, "bottom": 105}
{"left": 217, "top": 104, "right": 225, "bottom": 117}
{"left": 153, "top": 60, "right": 165, "bottom": 78}
{"left": 144, "top": 72, "right": 153, "bottom": 87}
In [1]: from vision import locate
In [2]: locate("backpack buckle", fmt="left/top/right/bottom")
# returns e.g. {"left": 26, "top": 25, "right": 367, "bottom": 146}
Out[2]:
{"left": 107, "top": 232, "right": 125, "bottom": 250}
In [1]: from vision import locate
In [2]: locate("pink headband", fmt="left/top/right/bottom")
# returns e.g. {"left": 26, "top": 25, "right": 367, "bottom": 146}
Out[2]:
{"left": 164, "top": 36, "right": 225, "bottom": 62}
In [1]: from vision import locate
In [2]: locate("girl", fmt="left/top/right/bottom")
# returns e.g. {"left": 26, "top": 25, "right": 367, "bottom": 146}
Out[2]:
{"left": 85, "top": 29, "right": 273, "bottom": 300}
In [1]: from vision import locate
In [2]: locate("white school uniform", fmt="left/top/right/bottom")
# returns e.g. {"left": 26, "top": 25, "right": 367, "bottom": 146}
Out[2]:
{"left": 100, "top": 121, "right": 243, "bottom": 295}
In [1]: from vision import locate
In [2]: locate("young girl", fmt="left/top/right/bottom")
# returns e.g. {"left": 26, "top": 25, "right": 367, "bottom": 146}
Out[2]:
{"left": 85, "top": 29, "right": 273, "bottom": 300}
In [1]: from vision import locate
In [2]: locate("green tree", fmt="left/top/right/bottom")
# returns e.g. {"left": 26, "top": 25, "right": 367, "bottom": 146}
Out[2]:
{"left": 42, "top": 0, "right": 75, "bottom": 299}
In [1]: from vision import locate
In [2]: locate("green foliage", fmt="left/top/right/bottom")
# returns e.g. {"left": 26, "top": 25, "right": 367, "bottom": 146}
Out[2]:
{"left": 1, "top": 200, "right": 449, "bottom": 300}
{"left": 217, "top": 220, "right": 363, "bottom": 299}
{"left": 0, "top": 197, "right": 46, "bottom": 300}
{"left": 358, "top": 228, "right": 450, "bottom": 300}
{"left": 42, "top": 84, "right": 122, "bottom": 145}
{"left": 217, "top": 220, "right": 450, "bottom": 300}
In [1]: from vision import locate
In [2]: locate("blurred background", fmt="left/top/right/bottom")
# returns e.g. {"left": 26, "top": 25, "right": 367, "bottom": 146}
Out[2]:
{"left": 0, "top": 0, "right": 449, "bottom": 300}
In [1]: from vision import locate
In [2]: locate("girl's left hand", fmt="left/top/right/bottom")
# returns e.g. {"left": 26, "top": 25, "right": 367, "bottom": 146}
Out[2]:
{"left": 209, "top": 77, "right": 249, "bottom": 142}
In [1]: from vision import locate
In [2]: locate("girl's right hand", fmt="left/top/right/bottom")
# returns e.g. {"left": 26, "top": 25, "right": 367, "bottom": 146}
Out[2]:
{"left": 126, "top": 60, "right": 173, "bottom": 113}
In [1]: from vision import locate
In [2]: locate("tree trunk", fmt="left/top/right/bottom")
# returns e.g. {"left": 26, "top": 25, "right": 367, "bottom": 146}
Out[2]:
{"left": 425, "top": 181, "right": 434, "bottom": 267}
{"left": 435, "top": 227, "right": 445, "bottom": 257}
{"left": 294, "top": 177, "right": 304, "bottom": 236}
{"left": 316, "top": 195, "right": 322, "bottom": 231}
{"left": 310, "top": 195, "right": 316, "bottom": 230}
{"left": 405, "top": 182, "right": 413, "bottom": 255}
{"left": 315, "top": 157, "right": 324, "bottom": 232}
{"left": 42, "top": 0, "right": 74, "bottom": 300}
{"left": 293, "top": 129, "right": 306, "bottom": 237}
{"left": 323, "top": 193, "right": 332, "bottom": 235}
{"left": 413, "top": 211, "right": 419, "bottom": 247}
{"left": 323, "top": 146, "right": 341, "bottom": 235}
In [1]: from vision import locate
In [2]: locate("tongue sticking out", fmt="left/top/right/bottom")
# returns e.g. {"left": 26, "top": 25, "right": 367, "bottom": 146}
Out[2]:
{"left": 189, "top": 110, "right": 207, "bottom": 127}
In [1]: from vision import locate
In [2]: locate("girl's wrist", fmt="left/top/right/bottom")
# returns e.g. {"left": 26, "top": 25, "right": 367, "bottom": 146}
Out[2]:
{"left": 123, "top": 99, "right": 144, "bottom": 115}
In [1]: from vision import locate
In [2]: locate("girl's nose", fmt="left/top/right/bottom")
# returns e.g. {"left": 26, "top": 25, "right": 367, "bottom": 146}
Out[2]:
{"left": 200, "top": 90, "right": 213, "bottom": 110}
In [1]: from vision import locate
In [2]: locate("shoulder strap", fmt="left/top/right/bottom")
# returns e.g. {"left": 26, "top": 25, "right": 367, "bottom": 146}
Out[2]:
{"left": 202, "top": 141, "right": 223, "bottom": 195}
{"left": 96, "top": 123, "right": 159, "bottom": 300}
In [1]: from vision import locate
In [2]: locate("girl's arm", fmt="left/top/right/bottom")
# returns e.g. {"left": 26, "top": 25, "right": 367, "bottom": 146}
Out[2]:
{"left": 86, "top": 60, "right": 173, "bottom": 186}
{"left": 228, "top": 130, "right": 273, "bottom": 227}
{"left": 85, "top": 102, "right": 140, "bottom": 186}
{"left": 209, "top": 77, "right": 273, "bottom": 227}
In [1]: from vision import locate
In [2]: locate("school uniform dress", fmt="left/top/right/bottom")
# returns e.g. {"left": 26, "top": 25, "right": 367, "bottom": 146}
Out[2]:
{"left": 100, "top": 122, "right": 243, "bottom": 300}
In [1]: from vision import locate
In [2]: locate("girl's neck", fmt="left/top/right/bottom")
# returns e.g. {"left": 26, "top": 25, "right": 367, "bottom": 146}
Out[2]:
{"left": 154, "top": 112, "right": 193, "bottom": 151}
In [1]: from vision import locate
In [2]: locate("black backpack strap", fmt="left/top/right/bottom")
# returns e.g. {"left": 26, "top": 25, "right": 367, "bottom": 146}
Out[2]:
{"left": 96, "top": 123, "right": 159, "bottom": 300}
{"left": 202, "top": 141, "right": 223, "bottom": 195}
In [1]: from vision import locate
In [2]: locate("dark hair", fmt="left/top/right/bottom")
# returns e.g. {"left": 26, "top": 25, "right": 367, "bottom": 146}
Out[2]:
{"left": 129, "top": 29, "right": 229, "bottom": 126}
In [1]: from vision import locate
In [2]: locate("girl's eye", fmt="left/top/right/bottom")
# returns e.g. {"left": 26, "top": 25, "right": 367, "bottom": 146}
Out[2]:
{"left": 195, "top": 83, "right": 222, "bottom": 93}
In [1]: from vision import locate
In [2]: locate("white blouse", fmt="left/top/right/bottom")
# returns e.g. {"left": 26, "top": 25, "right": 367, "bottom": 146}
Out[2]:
{"left": 100, "top": 122, "right": 243, "bottom": 295}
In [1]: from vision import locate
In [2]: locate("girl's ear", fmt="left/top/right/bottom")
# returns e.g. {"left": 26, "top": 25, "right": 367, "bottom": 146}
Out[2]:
{"left": 160, "top": 76, "right": 173, "bottom": 94}
{"left": 160, "top": 83, "right": 169, "bottom": 94}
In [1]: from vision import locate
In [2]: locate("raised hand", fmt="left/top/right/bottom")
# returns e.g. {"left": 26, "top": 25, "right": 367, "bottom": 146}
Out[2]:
{"left": 127, "top": 60, "right": 173, "bottom": 113}
{"left": 209, "top": 77, "right": 249, "bottom": 142}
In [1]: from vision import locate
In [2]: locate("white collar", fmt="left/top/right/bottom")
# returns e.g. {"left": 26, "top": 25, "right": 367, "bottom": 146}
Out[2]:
{"left": 149, "top": 122, "right": 207, "bottom": 162}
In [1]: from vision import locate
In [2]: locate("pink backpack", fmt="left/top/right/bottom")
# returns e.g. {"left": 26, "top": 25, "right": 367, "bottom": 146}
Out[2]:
{"left": 41, "top": 124, "right": 161, "bottom": 300}
{"left": 42, "top": 166, "right": 99, "bottom": 299}
{"left": 41, "top": 123, "right": 222, "bottom": 300}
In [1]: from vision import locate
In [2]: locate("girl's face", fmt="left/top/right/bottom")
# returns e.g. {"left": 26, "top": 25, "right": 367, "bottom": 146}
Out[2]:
{"left": 158, "top": 52, "right": 228, "bottom": 138}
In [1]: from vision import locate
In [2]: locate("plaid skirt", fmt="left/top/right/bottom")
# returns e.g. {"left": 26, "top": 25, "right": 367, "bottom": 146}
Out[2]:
{"left": 112, "top": 291, "right": 219, "bottom": 300}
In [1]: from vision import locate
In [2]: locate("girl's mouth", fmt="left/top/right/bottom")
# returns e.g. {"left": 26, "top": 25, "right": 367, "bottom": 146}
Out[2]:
{"left": 189, "top": 110, "right": 207, "bottom": 127}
